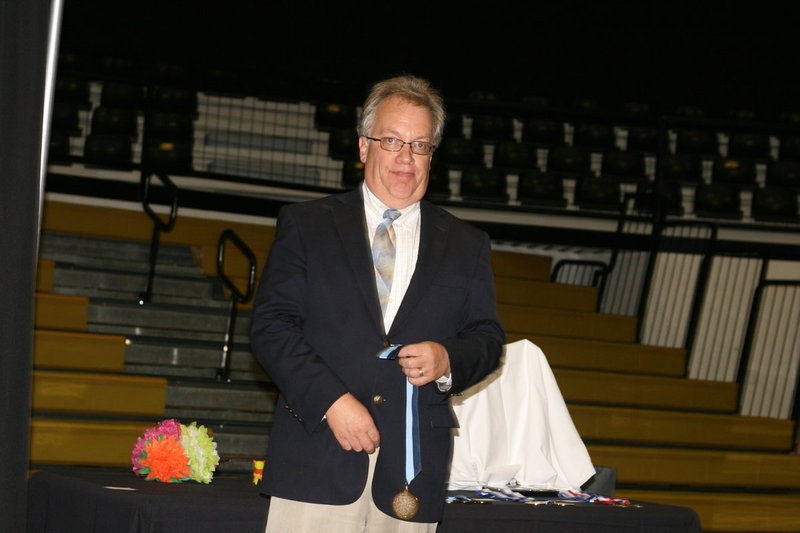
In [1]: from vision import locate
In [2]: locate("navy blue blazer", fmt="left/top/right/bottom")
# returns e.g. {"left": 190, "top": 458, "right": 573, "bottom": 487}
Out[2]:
{"left": 250, "top": 187, "right": 505, "bottom": 522}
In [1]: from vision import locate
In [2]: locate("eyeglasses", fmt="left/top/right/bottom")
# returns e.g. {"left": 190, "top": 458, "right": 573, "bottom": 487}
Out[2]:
{"left": 365, "top": 136, "right": 436, "bottom": 156}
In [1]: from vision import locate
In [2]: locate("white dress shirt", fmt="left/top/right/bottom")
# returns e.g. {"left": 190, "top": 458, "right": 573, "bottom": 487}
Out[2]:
{"left": 362, "top": 182, "right": 452, "bottom": 390}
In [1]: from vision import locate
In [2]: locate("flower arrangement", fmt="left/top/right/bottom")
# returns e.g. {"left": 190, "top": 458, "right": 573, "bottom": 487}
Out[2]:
{"left": 131, "top": 419, "right": 220, "bottom": 484}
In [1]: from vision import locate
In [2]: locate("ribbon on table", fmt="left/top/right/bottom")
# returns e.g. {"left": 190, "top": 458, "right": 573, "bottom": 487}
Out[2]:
{"left": 558, "top": 489, "right": 631, "bottom": 505}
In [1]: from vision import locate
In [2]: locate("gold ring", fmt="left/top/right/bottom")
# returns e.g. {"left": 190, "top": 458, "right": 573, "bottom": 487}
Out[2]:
{"left": 418, "top": 368, "right": 424, "bottom": 377}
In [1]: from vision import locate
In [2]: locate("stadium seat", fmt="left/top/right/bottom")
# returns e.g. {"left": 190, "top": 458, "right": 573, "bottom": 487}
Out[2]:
{"left": 693, "top": 182, "right": 742, "bottom": 219}
{"left": 516, "top": 169, "right": 566, "bottom": 207}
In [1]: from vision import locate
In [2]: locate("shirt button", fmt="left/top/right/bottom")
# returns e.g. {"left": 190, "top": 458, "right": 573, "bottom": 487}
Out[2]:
{"left": 373, "top": 395, "right": 384, "bottom": 404}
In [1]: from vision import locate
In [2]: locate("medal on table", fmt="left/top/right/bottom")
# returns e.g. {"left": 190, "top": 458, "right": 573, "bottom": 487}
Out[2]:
{"left": 378, "top": 346, "right": 422, "bottom": 520}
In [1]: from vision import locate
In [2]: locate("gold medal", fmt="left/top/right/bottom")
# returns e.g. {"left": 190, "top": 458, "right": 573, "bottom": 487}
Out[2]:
{"left": 392, "top": 483, "right": 419, "bottom": 520}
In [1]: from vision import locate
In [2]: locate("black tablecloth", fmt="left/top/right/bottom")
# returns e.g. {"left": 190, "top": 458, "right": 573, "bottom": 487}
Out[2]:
{"left": 27, "top": 470, "right": 702, "bottom": 533}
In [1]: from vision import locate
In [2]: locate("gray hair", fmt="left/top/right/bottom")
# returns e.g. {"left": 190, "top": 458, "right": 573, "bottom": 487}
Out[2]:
{"left": 357, "top": 75, "right": 446, "bottom": 147}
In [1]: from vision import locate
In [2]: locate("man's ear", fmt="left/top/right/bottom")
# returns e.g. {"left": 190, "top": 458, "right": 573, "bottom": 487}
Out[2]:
{"left": 358, "top": 136, "right": 368, "bottom": 164}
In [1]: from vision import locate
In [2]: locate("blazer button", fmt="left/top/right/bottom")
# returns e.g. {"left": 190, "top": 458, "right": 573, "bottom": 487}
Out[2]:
{"left": 373, "top": 394, "right": 384, "bottom": 404}
{"left": 383, "top": 339, "right": 391, "bottom": 348}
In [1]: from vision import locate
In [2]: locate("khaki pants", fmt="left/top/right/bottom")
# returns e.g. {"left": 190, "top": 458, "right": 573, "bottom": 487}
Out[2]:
{"left": 265, "top": 449, "right": 437, "bottom": 533}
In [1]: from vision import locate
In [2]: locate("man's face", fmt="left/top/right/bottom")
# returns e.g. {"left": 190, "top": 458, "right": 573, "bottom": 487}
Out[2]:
{"left": 358, "top": 96, "right": 433, "bottom": 209}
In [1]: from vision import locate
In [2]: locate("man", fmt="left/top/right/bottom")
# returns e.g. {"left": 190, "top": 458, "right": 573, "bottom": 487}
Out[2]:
{"left": 250, "top": 75, "right": 505, "bottom": 532}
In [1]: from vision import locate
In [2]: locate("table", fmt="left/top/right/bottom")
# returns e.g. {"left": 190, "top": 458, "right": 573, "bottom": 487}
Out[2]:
{"left": 27, "top": 470, "right": 702, "bottom": 533}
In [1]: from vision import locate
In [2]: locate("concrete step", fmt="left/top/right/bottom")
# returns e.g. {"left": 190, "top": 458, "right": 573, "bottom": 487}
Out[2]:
{"left": 495, "top": 276, "right": 597, "bottom": 312}
{"left": 555, "top": 368, "right": 738, "bottom": 412}
{"left": 165, "top": 382, "right": 277, "bottom": 419}
{"left": 35, "top": 293, "right": 89, "bottom": 331}
{"left": 34, "top": 330, "right": 126, "bottom": 372}
{"left": 571, "top": 404, "right": 795, "bottom": 451}
{"left": 520, "top": 334, "right": 687, "bottom": 376}
{"left": 51, "top": 265, "right": 226, "bottom": 306}
{"left": 588, "top": 444, "right": 800, "bottom": 489}
{"left": 29, "top": 418, "right": 152, "bottom": 466}
{"left": 124, "top": 339, "right": 268, "bottom": 382}
{"left": 616, "top": 490, "right": 800, "bottom": 533}
{"left": 40, "top": 231, "right": 197, "bottom": 271}
{"left": 85, "top": 299, "right": 249, "bottom": 341}
{"left": 499, "top": 303, "right": 638, "bottom": 343}
{"left": 491, "top": 250, "right": 552, "bottom": 281}
{"left": 42, "top": 199, "right": 275, "bottom": 254}
{"left": 32, "top": 370, "right": 166, "bottom": 416}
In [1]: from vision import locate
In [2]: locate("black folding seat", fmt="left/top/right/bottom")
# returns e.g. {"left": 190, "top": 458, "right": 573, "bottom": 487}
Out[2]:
{"left": 545, "top": 145, "right": 592, "bottom": 179}
{"left": 91, "top": 106, "right": 138, "bottom": 138}
{"left": 573, "top": 176, "right": 621, "bottom": 212}
{"left": 460, "top": 167, "right": 508, "bottom": 203}
{"left": 470, "top": 114, "right": 515, "bottom": 143}
{"left": 314, "top": 103, "right": 356, "bottom": 132}
{"left": 517, "top": 168, "right": 566, "bottom": 207}
{"left": 572, "top": 122, "right": 617, "bottom": 152}
{"left": 657, "top": 153, "right": 703, "bottom": 184}
{"left": 727, "top": 131, "right": 772, "bottom": 160}
{"left": 693, "top": 182, "right": 742, "bottom": 219}
{"left": 751, "top": 186, "right": 799, "bottom": 223}
{"left": 766, "top": 160, "right": 800, "bottom": 190}
{"left": 674, "top": 128, "right": 719, "bottom": 158}
{"left": 522, "top": 118, "right": 566, "bottom": 147}
{"left": 83, "top": 134, "right": 133, "bottom": 167}
{"left": 635, "top": 179, "right": 684, "bottom": 215}
{"left": 626, "top": 125, "right": 661, "bottom": 153}
{"left": 601, "top": 150, "right": 647, "bottom": 183}
{"left": 327, "top": 128, "right": 358, "bottom": 161}
{"left": 492, "top": 140, "right": 538, "bottom": 173}
{"left": 436, "top": 137, "right": 485, "bottom": 169}
{"left": 711, "top": 156, "right": 757, "bottom": 187}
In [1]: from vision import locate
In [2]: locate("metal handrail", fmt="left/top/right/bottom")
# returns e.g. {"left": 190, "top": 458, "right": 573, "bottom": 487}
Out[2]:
{"left": 138, "top": 171, "right": 178, "bottom": 305}
{"left": 216, "top": 228, "right": 257, "bottom": 382}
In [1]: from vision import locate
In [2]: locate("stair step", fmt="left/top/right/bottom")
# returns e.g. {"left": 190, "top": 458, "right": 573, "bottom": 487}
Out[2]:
{"left": 124, "top": 339, "right": 268, "bottom": 382}
{"left": 588, "top": 445, "right": 800, "bottom": 489}
{"left": 34, "top": 330, "right": 126, "bottom": 372}
{"left": 40, "top": 232, "right": 197, "bottom": 271}
{"left": 520, "top": 335, "right": 687, "bottom": 376}
{"left": 165, "top": 383, "right": 277, "bottom": 413}
{"left": 491, "top": 250, "right": 551, "bottom": 281}
{"left": 36, "top": 259, "right": 55, "bottom": 292}
{"left": 86, "top": 300, "right": 245, "bottom": 339}
{"left": 207, "top": 429, "right": 269, "bottom": 458}
{"left": 499, "top": 303, "right": 638, "bottom": 343}
{"left": 35, "top": 293, "right": 89, "bottom": 331}
{"left": 51, "top": 265, "right": 223, "bottom": 305}
{"left": 555, "top": 369, "right": 738, "bottom": 412}
{"left": 32, "top": 371, "right": 166, "bottom": 416}
{"left": 616, "top": 490, "right": 800, "bottom": 533}
{"left": 495, "top": 276, "right": 597, "bottom": 312}
{"left": 42, "top": 199, "right": 276, "bottom": 251}
{"left": 570, "top": 405, "right": 795, "bottom": 451}
{"left": 29, "top": 418, "right": 152, "bottom": 466}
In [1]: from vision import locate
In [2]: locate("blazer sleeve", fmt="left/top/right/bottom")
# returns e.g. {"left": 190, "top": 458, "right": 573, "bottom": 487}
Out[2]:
{"left": 249, "top": 206, "right": 349, "bottom": 431}
{"left": 438, "top": 231, "right": 505, "bottom": 394}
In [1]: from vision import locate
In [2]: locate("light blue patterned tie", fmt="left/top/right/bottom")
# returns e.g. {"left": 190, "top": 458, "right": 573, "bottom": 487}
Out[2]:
{"left": 372, "top": 208, "right": 401, "bottom": 316}
{"left": 372, "top": 208, "right": 422, "bottom": 493}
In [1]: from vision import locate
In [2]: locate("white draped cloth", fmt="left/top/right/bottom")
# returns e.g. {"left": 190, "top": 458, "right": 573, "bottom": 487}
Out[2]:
{"left": 447, "top": 339, "right": 596, "bottom": 491}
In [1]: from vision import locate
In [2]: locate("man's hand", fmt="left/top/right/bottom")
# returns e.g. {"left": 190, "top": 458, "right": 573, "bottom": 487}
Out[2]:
{"left": 397, "top": 341, "right": 451, "bottom": 387}
{"left": 325, "top": 393, "right": 380, "bottom": 453}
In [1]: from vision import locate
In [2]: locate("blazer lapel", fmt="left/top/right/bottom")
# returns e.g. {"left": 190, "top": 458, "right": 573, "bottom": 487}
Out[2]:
{"left": 389, "top": 200, "right": 450, "bottom": 334}
{"left": 330, "top": 189, "right": 385, "bottom": 333}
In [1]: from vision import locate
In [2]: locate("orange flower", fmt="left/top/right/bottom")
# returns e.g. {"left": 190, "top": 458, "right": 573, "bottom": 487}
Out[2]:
{"left": 139, "top": 435, "right": 191, "bottom": 482}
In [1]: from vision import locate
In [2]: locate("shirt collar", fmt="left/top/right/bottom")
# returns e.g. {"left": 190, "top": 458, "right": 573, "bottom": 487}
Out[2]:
{"left": 361, "top": 181, "right": 420, "bottom": 225}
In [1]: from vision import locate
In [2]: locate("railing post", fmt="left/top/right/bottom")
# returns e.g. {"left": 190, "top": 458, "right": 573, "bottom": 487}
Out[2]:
{"left": 215, "top": 229, "right": 257, "bottom": 383}
{"left": 138, "top": 171, "right": 178, "bottom": 305}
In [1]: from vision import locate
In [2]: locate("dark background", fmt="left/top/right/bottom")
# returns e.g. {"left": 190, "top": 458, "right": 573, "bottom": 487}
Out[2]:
{"left": 57, "top": 1, "right": 800, "bottom": 117}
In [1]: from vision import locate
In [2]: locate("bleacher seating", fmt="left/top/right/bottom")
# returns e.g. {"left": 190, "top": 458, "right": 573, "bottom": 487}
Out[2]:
{"left": 36, "top": 43, "right": 800, "bottom": 527}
